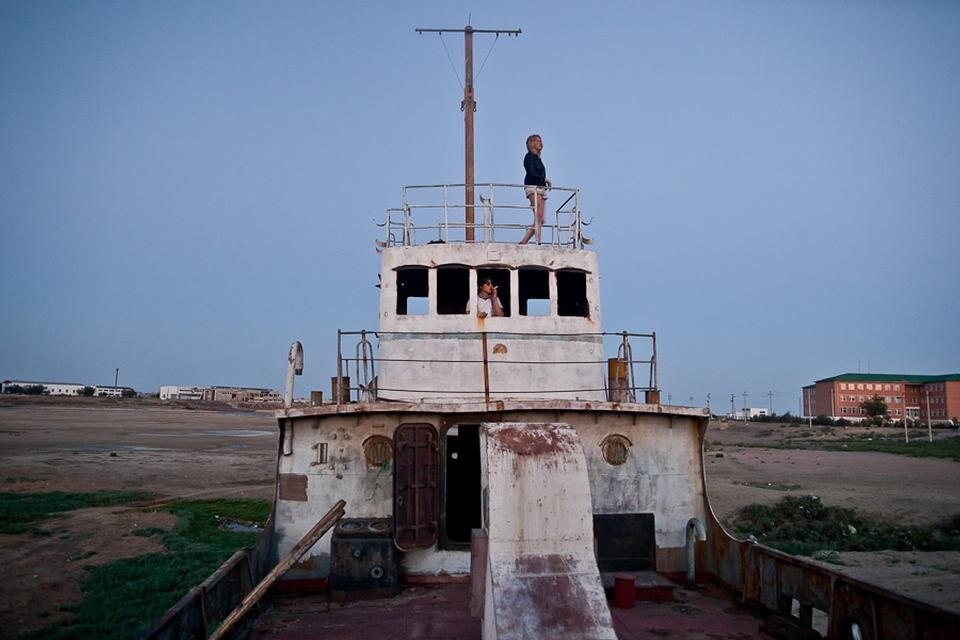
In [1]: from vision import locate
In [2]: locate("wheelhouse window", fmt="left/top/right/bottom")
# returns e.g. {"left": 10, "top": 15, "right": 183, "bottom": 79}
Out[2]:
{"left": 477, "top": 268, "right": 511, "bottom": 316}
{"left": 557, "top": 269, "right": 589, "bottom": 317}
{"left": 519, "top": 267, "right": 550, "bottom": 316}
{"left": 437, "top": 264, "right": 469, "bottom": 315}
{"left": 396, "top": 266, "right": 428, "bottom": 315}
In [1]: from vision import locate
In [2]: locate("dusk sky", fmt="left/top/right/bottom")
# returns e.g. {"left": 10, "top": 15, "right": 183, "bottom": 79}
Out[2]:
{"left": 2, "top": 1, "right": 958, "bottom": 414}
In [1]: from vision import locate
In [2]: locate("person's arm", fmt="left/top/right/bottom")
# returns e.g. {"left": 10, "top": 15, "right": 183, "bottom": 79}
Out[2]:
{"left": 492, "top": 292, "right": 505, "bottom": 317}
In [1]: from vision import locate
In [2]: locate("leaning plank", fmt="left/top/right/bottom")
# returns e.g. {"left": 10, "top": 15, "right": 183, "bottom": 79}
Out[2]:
{"left": 208, "top": 499, "right": 347, "bottom": 640}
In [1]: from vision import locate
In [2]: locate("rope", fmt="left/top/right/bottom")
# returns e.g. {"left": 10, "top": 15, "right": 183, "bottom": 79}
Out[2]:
{"left": 438, "top": 33, "right": 463, "bottom": 89}
{"left": 475, "top": 33, "right": 499, "bottom": 82}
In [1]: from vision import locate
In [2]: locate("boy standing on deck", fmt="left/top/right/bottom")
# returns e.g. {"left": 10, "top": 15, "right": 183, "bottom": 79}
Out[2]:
{"left": 520, "top": 134, "right": 550, "bottom": 245}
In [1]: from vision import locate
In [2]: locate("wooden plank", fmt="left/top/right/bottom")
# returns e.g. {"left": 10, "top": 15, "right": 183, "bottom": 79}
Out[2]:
{"left": 208, "top": 499, "right": 346, "bottom": 640}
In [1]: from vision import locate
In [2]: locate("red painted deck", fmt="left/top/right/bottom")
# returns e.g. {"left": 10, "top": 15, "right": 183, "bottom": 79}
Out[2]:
{"left": 249, "top": 582, "right": 767, "bottom": 639}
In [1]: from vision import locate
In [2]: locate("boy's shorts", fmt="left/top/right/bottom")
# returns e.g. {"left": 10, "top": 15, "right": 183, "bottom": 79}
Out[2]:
{"left": 524, "top": 185, "right": 548, "bottom": 200}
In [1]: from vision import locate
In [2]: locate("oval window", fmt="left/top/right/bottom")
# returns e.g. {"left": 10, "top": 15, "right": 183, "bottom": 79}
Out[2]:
{"left": 600, "top": 434, "right": 632, "bottom": 466}
{"left": 363, "top": 435, "right": 394, "bottom": 468}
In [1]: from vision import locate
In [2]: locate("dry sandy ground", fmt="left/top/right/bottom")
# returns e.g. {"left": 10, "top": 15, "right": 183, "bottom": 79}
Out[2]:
{"left": 1, "top": 402, "right": 958, "bottom": 637}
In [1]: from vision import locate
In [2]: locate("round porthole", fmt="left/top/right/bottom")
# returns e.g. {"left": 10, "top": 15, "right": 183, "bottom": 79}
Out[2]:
{"left": 600, "top": 434, "right": 632, "bottom": 466}
{"left": 363, "top": 435, "right": 393, "bottom": 468}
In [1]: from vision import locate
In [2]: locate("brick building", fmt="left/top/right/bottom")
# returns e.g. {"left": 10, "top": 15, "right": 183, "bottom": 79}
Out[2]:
{"left": 802, "top": 373, "right": 960, "bottom": 423}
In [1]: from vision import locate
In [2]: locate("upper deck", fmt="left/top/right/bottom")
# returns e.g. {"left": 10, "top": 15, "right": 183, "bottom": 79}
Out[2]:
{"left": 378, "top": 183, "right": 590, "bottom": 249}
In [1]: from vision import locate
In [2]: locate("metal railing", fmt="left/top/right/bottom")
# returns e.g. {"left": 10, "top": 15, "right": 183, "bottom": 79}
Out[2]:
{"left": 377, "top": 183, "right": 592, "bottom": 249}
{"left": 335, "top": 329, "right": 656, "bottom": 404}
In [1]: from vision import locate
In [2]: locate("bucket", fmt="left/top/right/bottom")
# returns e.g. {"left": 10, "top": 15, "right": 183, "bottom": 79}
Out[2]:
{"left": 613, "top": 574, "right": 635, "bottom": 608}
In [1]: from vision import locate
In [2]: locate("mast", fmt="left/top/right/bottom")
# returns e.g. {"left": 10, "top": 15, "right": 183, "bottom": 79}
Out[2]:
{"left": 416, "top": 24, "right": 521, "bottom": 242}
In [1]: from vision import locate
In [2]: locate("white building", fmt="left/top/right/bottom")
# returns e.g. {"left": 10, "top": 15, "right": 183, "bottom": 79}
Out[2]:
{"left": 159, "top": 385, "right": 205, "bottom": 400}
{"left": 730, "top": 407, "right": 769, "bottom": 421}
{"left": 2, "top": 380, "right": 87, "bottom": 395}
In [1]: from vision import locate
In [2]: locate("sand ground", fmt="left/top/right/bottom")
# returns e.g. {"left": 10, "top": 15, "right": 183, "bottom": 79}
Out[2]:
{"left": 1, "top": 401, "right": 958, "bottom": 637}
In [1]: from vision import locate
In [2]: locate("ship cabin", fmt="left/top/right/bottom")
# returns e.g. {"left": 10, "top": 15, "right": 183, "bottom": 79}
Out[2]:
{"left": 273, "top": 183, "right": 709, "bottom": 584}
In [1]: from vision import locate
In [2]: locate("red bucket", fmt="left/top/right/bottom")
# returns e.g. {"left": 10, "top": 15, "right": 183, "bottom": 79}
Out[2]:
{"left": 613, "top": 574, "right": 635, "bottom": 609}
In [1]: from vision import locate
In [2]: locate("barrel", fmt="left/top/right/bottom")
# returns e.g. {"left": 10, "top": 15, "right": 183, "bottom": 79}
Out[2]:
{"left": 331, "top": 376, "right": 351, "bottom": 403}
{"left": 607, "top": 358, "right": 629, "bottom": 402}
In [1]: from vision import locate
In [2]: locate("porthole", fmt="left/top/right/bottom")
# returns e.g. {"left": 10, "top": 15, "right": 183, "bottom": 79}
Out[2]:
{"left": 363, "top": 435, "right": 393, "bottom": 468}
{"left": 600, "top": 434, "right": 632, "bottom": 466}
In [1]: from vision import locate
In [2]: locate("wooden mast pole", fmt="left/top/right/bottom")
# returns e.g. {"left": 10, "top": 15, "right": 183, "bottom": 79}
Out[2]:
{"left": 464, "top": 25, "right": 475, "bottom": 242}
{"left": 416, "top": 25, "right": 521, "bottom": 243}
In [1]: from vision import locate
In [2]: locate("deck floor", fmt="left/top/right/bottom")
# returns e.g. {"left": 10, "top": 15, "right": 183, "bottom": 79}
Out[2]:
{"left": 249, "top": 582, "right": 767, "bottom": 639}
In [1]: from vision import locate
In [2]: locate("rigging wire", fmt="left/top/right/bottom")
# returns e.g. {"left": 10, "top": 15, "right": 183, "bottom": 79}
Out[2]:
{"left": 438, "top": 33, "right": 463, "bottom": 89}
{"left": 475, "top": 33, "right": 500, "bottom": 83}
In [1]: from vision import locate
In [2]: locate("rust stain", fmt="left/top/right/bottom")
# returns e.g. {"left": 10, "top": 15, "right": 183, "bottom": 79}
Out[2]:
{"left": 497, "top": 554, "right": 610, "bottom": 636}
{"left": 492, "top": 425, "right": 569, "bottom": 456}
{"left": 277, "top": 473, "right": 308, "bottom": 501}
{"left": 492, "top": 343, "right": 507, "bottom": 354}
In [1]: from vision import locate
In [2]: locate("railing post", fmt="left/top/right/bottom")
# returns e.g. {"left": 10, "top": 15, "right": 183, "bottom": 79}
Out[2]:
{"left": 443, "top": 184, "right": 449, "bottom": 242}
{"left": 651, "top": 332, "right": 658, "bottom": 391}
{"left": 336, "top": 329, "right": 343, "bottom": 407}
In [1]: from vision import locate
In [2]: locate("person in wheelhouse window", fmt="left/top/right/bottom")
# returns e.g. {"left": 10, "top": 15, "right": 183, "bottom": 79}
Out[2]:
{"left": 475, "top": 278, "right": 504, "bottom": 318}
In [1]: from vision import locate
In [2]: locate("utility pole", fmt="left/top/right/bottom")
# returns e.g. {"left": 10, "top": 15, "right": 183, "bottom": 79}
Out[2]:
{"left": 730, "top": 394, "right": 735, "bottom": 418}
{"left": 742, "top": 391, "right": 748, "bottom": 420}
{"left": 114, "top": 368, "right": 119, "bottom": 388}
{"left": 706, "top": 393, "right": 711, "bottom": 414}
{"left": 925, "top": 387, "right": 932, "bottom": 443}
{"left": 767, "top": 390, "right": 773, "bottom": 415}
{"left": 416, "top": 24, "right": 521, "bottom": 243}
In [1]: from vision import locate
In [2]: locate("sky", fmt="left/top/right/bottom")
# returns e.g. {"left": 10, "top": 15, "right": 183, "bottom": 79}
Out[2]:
{"left": 1, "top": 1, "right": 958, "bottom": 414}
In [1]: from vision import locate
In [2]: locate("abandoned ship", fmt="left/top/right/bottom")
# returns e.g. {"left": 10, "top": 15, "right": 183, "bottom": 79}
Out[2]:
{"left": 144, "top": 25, "right": 959, "bottom": 640}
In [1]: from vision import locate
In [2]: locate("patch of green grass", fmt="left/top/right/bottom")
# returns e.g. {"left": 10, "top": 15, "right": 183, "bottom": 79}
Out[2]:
{"left": 25, "top": 498, "right": 271, "bottom": 640}
{"left": 810, "top": 436, "right": 960, "bottom": 461}
{"left": 0, "top": 490, "right": 152, "bottom": 534}
{"left": 732, "top": 435, "right": 960, "bottom": 462}
{"left": 728, "top": 495, "right": 960, "bottom": 556}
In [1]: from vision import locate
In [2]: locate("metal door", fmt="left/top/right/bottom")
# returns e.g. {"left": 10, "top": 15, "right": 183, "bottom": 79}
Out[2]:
{"left": 394, "top": 423, "right": 439, "bottom": 550}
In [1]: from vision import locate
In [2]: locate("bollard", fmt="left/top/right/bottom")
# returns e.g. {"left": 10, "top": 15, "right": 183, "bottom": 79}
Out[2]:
{"left": 613, "top": 574, "right": 635, "bottom": 609}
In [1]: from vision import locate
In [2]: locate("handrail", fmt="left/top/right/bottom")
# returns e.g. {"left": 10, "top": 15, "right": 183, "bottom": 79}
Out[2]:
{"left": 334, "top": 329, "right": 658, "bottom": 403}
{"left": 380, "top": 183, "right": 588, "bottom": 248}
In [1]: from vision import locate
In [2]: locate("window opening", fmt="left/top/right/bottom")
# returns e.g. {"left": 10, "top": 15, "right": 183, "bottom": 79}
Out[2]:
{"left": 363, "top": 435, "right": 393, "bottom": 469}
{"left": 557, "top": 269, "right": 589, "bottom": 317}
{"left": 440, "top": 424, "right": 482, "bottom": 548}
{"left": 437, "top": 264, "right": 469, "bottom": 315}
{"left": 476, "top": 268, "right": 511, "bottom": 317}
{"left": 396, "top": 267, "right": 428, "bottom": 315}
{"left": 600, "top": 434, "right": 632, "bottom": 466}
{"left": 518, "top": 267, "right": 550, "bottom": 316}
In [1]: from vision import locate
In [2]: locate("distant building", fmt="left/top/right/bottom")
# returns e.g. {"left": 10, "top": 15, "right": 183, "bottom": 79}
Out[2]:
{"left": 0, "top": 380, "right": 133, "bottom": 397}
{"left": 730, "top": 407, "right": 768, "bottom": 421}
{"left": 159, "top": 385, "right": 205, "bottom": 400}
{"left": 158, "top": 384, "right": 280, "bottom": 403}
{"left": 802, "top": 373, "right": 960, "bottom": 422}
{"left": 203, "top": 386, "right": 280, "bottom": 403}
{"left": 2, "top": 380, "right": 86, "bottom": 395}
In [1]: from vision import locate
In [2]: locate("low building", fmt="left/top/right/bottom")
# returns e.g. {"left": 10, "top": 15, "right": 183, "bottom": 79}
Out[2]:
{"left": 729, "top": 407, "right": 768, "bottom": 421}
{"left": 0, "top": 380, "right": 133, "bottom": 397}
{"left": 159, "top": 385, "right": 205, "bottom": 400}
{"left": 1, "top": 380, "right": 86, "bottom": 395}
{"left": 802, "top": 373, "right": 960, "bottom": 422}
{"left": 202, "top": 385, "right": 281, "bottom": 403}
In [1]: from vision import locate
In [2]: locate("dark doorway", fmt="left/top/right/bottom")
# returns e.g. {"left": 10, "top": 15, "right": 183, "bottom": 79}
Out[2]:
{"left": 593, "top": 513, "right": 656, "bottom": 572}
{"left": 440, "top": 424, "right": 482, "bottom": 549}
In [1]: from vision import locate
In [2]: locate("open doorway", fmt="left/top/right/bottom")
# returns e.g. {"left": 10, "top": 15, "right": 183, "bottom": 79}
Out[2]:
{"left": 440, "top": 424, "right": 482, "bottom": 549}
